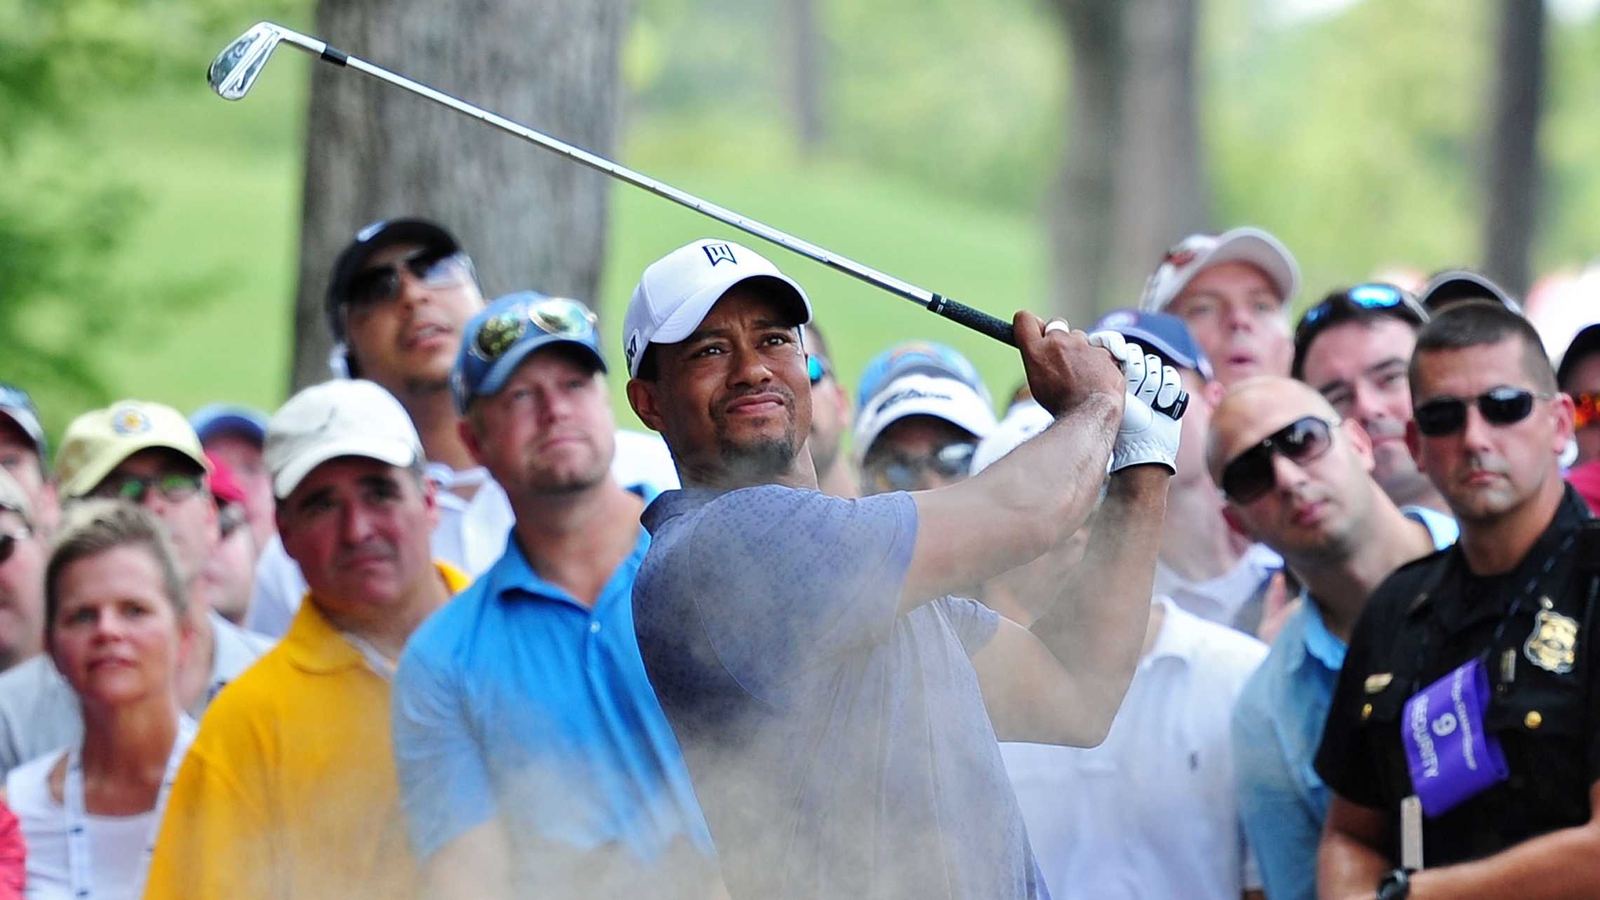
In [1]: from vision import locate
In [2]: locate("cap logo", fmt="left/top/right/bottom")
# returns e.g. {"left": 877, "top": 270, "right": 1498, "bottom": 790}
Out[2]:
{"left": 1100, "top": 311, "right": 1137, "bottom": 329}
{"left": 875, "top": 386, "right": 953, "bottom": 415}
{"left": 111, "top": 406, "right": 152, "bottom": 436}
{"left": 1162, "top": 246, "right": 1198, "bottom": 269}
{"left": 626, "top": 333, "right": 640, "bottom": 371}
{"left": 703, "top": 243, "right": 737, "bottom": 267}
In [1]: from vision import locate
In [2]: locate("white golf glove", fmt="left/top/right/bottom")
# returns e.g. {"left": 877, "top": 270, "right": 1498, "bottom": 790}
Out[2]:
{"left": 1087, "top": 331, "right": 1184, "bottom": 473}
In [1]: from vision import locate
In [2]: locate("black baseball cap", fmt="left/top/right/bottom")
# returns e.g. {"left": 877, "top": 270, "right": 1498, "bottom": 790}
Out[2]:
{"left": 325, "top": 218, "right": 462, "bottom": 341}
{"left": 1558, "top": 323, "right": 1600, "bottom": 391}
{"left": 1417, "top": 269, "right": 1523, "bottom": 315}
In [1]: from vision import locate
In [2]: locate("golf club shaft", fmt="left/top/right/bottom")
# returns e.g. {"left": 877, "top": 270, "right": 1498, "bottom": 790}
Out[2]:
{"left": 269, "top": 27, "right": 1018, "bottom": 347}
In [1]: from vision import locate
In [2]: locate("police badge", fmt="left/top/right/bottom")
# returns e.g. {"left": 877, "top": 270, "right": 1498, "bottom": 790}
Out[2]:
{"left": 1524, "top": 607, "right": 1578, "bottom": 675}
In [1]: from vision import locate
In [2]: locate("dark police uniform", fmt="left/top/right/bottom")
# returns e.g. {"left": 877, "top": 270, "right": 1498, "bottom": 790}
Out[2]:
{"left": 1315, "top": 486, "right": 1599, "bottom": 868}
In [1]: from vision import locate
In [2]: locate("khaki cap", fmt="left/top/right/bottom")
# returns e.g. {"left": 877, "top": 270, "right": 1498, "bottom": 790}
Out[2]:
{"left": 56, "top": 400, "right": 210, "bottom": 499}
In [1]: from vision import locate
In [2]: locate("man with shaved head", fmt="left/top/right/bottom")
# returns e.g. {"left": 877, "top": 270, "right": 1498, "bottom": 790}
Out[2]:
{"left": 1210, "top": 377, "right": 1456, "bottom": 900}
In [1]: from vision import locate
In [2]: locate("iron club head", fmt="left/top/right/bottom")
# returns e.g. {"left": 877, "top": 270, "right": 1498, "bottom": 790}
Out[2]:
{"left": 208, "top": 22, "right": 284, "bottom": 100}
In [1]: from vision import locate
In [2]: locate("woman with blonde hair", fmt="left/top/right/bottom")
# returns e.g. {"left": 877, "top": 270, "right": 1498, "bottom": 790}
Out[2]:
{"left": 5, "top": 501, "right": 196, "bottom": 900}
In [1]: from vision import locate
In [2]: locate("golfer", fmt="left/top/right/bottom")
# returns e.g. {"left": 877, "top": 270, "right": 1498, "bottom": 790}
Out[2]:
{"left": 623, "top": 239, "right": 1184, "bottom": 900}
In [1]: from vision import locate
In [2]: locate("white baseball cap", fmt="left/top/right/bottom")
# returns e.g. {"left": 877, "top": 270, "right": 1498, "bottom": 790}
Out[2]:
{"left": 623, "top": 239, "right": 812, "bottom": 377}
{"left": 1139, "top": 226, "right": 1300, "bottom": 313}
{"left": 970, "top": 401, "right": 1054, "bottom": 475}
{"left": 855, "top": 372, "right": 997, "bottom": 461}
{"left": 264, "top": 380, "right": 423, "bottom": 499}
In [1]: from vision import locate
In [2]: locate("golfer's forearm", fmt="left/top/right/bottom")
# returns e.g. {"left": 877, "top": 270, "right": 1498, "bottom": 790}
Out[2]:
{"left": 902, "top": 394, "right": 1117, "bottom": 611}
{"left": 1029, "top": 468, "right": 1166, "bottom": 732}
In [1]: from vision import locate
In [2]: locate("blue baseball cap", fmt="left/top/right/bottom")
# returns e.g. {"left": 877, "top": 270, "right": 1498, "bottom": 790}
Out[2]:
{"left": 1090, "top": 309, "right": 1214, "bottom": 381}
{"left": 190, "top": 403, "right": 270, "bottom": 448}
{"left": 0, "top": 383, "right": 47, "bottom": 460}
{"left": 856, "top": 341, "right": 992, "bottom": 413}
{"left": 452, "top": 292, "right": 605, "bottom": 412}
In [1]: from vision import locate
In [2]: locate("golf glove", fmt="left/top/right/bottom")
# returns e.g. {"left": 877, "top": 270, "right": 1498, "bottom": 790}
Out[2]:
{"left": 1088, "top": 331, "right": 1183, "bottom": 474}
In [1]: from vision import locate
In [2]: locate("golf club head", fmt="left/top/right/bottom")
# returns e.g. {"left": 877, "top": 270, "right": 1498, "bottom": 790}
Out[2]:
{"left": 208, "top": 23, "right": 283, "bottom": 101}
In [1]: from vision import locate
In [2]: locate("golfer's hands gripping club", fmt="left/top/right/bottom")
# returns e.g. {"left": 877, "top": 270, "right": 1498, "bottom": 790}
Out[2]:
{"left": 1014, "top": 311, "right": 1127, "bottom": 423}
{"left": 1087, "top": 330, "right": 1184, "bottom": 474}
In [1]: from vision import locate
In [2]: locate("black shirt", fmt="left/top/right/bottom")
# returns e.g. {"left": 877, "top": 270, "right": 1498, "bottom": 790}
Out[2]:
{"left": 1314, "top": 486, "right": 1600, "bottom": 867}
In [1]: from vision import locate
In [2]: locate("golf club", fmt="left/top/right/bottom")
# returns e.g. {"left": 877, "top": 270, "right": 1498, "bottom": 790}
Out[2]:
{"left": 207, "top": 21, "right": 1187, "bottom": 419}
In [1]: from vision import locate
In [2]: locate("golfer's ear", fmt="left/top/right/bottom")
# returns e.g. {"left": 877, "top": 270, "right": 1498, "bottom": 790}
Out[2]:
{"left": 628, "top": 379, "right": 665, "bottom": 434}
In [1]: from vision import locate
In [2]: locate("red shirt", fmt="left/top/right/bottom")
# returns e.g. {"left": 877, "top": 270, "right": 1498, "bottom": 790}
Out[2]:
{"left": 0, "top": 798, "right": 23, "bottom": 900}
{"left": 1568, "top": 459, "right": 1600, "bottom": 515}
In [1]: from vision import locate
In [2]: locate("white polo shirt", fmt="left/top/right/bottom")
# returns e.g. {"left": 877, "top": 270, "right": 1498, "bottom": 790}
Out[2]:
{"left": 245, "top": 429, "right": 680, "bottom": 638}
{"left": 1001, "top": 599, "right": 1268, "bottom": 900}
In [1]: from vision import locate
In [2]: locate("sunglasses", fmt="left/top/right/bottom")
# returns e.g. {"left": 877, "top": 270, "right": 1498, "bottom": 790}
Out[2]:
{"left": 91, "top": 472, "right": 205, "bottom": 505}
{"left": 1413, "top": 386, "right": 1552, "bottom": 437}
{"left": 1573, "top": 392, "right": 1600, "bottom": 430}
{"left": 865, "top": 441, "right": 977, "bottom": 493}
{"left": 1220, "top": 415, "right": 1337, "bottom": 505}
{"left": 808, "top": 355, "right": 831, "bottom": 385}
{"left": 0, "top": 528, "right": 31, "bottom": 565}
{"left": 1295, "top": 283, "right": 1427, "bottom": 350}
{"left": 346, "top": 249, "right": 475, "bottom": 310}
{"left": 218, "top": 502, "right": 248, "bottom": 539}
{"left": 469, "top": 297, "right": 598, "bottom": 363}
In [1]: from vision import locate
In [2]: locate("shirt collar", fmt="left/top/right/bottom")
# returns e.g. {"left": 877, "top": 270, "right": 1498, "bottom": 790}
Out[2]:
{"left": 1412, "top": 484, "right": 1590, "bottom": 631}
{"left": 1144, "top": 597, "right": 1199, "bottom": 666}
{"left": 482, "top": 523, "right": 651, "bottom": 610}
{"left": 1293, "top": 595, "right": 1347, "bottom": 672}
{"left": 285, "top": 561, "right": 470, "bottom": 675}
{"left": 641, "top": 487, "right": 725, "bottom": 536}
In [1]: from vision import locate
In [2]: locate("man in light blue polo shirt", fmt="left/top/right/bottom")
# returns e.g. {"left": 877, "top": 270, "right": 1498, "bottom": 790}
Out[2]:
{"left": 1209, "top": 377, "right": 1457, "bottom": 900}
{"left": 391, "top": 292, "right": 720, "bottom": 900}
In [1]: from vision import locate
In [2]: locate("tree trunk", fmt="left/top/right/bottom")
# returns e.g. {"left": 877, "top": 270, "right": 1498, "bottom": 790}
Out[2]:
{"left": 782, "top": 0, "right": 827, "bottom": 157}
{"left": 1048, "top": 0, "right": 1206, "bottom": 322}
{"left": 1481, "top": 0, "right": 1544, "bottom": 299}
{"left": 290, "top": 0, "right": 626, "bottom": 391}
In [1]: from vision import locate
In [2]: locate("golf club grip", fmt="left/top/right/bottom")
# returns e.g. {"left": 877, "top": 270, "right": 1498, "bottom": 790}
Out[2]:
{"left": 927, "top": 295, "right": 1016, "bottom": 347}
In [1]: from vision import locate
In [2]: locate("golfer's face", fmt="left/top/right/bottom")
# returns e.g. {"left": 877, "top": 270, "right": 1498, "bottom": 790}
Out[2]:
{"left": 654, "top": 288, "right": 811, "bottom": 473}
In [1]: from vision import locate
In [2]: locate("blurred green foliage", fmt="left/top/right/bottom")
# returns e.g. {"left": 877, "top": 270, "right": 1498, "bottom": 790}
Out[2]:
{"left": 4, "top": 0, "right": 1599, "bottom": 437}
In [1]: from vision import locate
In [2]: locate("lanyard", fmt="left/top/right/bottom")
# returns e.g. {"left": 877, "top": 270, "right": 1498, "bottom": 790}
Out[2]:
{"left": 64, "top": 715, "right": 197, "bottom": 900}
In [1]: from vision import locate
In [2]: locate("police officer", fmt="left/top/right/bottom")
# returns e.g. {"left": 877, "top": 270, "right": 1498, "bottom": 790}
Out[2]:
{"left": 1316, "top": 301, "right": 1600, "bottom": 899}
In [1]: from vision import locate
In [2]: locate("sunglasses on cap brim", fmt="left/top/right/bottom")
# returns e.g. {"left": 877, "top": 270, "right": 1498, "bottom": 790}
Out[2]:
{"left": 1413, "top": 386, "right": 1553, "bottom": 437}
{"left": 1220, "top": 415, "right": 1338, "bottom": 505}
{"left": 469, "top": 297, "right": 599, "bottom": 363}
{"left": 1295, "top": 284, "right": 1427, "bottom": 349}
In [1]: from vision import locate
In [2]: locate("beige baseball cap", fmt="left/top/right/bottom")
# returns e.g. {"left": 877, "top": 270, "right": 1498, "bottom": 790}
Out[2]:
{"left": 55, "top": 401, "right": 210, "bottom": 500}
{"left": 264, "top": 380, "right": 423, "bottom": 500}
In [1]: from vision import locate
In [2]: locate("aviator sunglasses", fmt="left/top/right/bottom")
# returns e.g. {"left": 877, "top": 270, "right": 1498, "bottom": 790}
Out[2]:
{"left": 346, "top": 249, "right": 475, "bottom": 310}
{"left": 1413, "top": 386, "right": 1553, "bottom": 437}
{"left": 1220, "top": 415, "right": 1337, "bottom": 505}
{"left": 864, "top": 441, "right": 978, "bottom": 493}
{"left": 468, "top": 296, "right": 598, "bottom": 363}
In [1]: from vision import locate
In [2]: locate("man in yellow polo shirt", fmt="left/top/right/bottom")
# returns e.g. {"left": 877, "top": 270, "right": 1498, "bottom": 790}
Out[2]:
{"left": 144, "top": 379, "right": 466, "bottom": 900}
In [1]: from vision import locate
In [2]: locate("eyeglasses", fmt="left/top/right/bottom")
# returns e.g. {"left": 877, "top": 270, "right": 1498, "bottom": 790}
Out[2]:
{"left": 1573, "top": 392, "right": 1600, "bottom": 430}
{"left": 808, "top": 355, "right": 831, "bottom": 385}
{"left": 469, "top": 296, "right": 598, "bottom": 363}
{"left": 91, "top": 472, "right": 205, "bottom": 505}
{"left": 864, "top": 441, "right": 977, "bottom": 493}
{"left": 346, "top": 249, "right": 475, "bottom": 310}
{"left": 1295, "top": 283, "right": 1428, "bottom": 354}
{"left": 1414, "top": 387, "right": 1552, "bottom": 437}
{"left": 0, "top": 528, "right": 31, "bottom": 565}
{"left": 1219, "top": 415, "right": 1337, "bottom": 505}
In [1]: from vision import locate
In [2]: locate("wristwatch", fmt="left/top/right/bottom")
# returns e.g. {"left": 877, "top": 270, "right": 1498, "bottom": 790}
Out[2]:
{"left": 1376, "top": 868, "right": 1411, "bottom": 900}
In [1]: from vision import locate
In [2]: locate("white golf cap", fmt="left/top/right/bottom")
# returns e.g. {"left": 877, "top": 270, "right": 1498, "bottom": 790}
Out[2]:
{"left": 264, "top": 379, "right": 423, "bottom": 499}
{"left": 623, "top": 239, "right": 812, "bottom": 376}
{"left": 1139, "top": 226, "right": 1300, "bottom": 313}
{"left": 970, "top": 401, "right": 1053, "bottom": 475}
{"left": 855, "top": 372, "right": 997, "bottom": 461}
